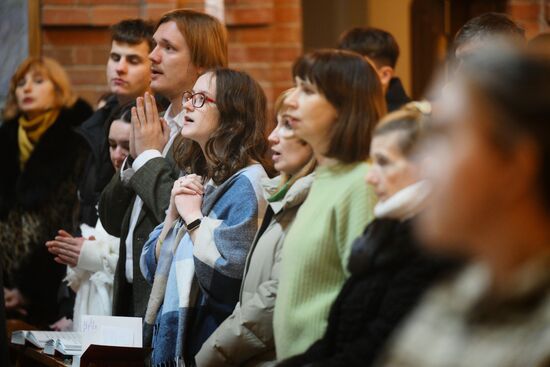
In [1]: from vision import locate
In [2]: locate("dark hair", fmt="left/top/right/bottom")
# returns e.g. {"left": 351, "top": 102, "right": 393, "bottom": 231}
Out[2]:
{"left": 454, "top": 12, "right": 525, "bottom": 52}
{"left": 173, "top": 68, "right": 270, "bottom": 185}
{"left": 111, "top": 19, "right": 155, "bottom": 51}
{"left": 157, "top": 9, "right": 228, "bottom": 69}
{"left": 293, "top": 49, "right": 386, "bottom": 163}
{"left": 104, "top": 102, "right": 133, "bottom": 139}
{"left": 338, "top": 27, "right": 400, "bottom": 68}
{"left": 374, "top": 102, "right": 431, "bottom": 157}
{"left": 459, "top": 46, "right": 550, "bottom": 210}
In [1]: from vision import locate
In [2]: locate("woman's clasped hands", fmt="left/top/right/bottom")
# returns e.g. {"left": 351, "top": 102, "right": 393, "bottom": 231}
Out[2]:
{"left": 168, "top": 174, "right": 204, "bottom": 224}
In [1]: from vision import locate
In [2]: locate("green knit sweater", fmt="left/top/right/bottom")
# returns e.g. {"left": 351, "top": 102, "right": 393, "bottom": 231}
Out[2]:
{"left": 273, "top": 162, "right": 376, "bottom": 359}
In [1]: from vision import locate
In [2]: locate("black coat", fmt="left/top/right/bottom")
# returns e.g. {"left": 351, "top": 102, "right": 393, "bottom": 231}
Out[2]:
{"left": 0, "top": 99, "right": 93, "bottom": 326}
{"left": 0, "top": 263, "right": 8, "bottom": 365}
{"left": 278, "top": 218, "right": 460, "bottom": 367}
{"left": 76, "top": 96, "right": 119, "bottom": 227}
{"left": 386, "top": 77, "right": 411, "bottom": 112}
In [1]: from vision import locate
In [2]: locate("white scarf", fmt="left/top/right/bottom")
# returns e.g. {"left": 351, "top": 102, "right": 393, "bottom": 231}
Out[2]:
{"left": 374, "top": 180, "right": 431, "bottom": 220}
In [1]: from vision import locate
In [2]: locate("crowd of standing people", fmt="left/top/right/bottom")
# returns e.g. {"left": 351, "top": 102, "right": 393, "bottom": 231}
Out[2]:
{"left": 1, "top": 8, "right": 549, "bottom": 367}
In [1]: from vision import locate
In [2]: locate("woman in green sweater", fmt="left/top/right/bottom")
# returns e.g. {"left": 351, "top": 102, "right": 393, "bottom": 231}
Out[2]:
{"left": 273, "top": 49, "right": 386, "bottom": 359}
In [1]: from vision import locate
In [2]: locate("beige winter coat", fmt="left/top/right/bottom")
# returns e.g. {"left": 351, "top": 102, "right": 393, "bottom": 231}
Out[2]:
{"left": 195, "top": 173, "right": 315, "bottom": 367}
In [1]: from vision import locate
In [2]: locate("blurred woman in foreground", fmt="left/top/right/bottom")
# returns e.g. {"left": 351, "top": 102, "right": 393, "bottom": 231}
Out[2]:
{"left": 378, "top": 45, "right": 550, "bottom": 367}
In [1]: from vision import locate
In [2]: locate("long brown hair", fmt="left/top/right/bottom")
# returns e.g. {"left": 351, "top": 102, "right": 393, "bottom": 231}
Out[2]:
{"left": 173, "top": 68, "right": 270, "bottom": 185}
{"left": 292, "top": 49, "right": 386, "bottom": 163}
{"left": 3, "top": 57, "right": 77, "bottom": 120}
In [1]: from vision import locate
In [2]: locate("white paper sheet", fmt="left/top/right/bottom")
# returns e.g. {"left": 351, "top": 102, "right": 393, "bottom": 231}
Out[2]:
{"left": 80, "top": 315, "right": 142, "bottom": 353}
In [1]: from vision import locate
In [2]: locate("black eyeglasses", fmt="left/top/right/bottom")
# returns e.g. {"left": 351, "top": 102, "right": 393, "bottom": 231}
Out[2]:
{"left": 182, "top": 90, "right": 216, "bottom": 108}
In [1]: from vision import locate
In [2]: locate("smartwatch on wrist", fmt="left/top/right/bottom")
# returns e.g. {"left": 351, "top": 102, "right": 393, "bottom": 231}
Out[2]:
{"left": 185, "top": 218, "right": 202, "bottom": 232}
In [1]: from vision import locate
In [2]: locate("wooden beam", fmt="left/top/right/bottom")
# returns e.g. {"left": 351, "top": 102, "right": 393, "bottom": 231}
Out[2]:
{"left": 28, "top": 0, "right": 41, "bottom": 58}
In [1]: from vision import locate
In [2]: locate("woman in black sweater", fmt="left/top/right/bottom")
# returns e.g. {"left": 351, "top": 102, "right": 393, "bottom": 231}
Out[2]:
{"left": 278, "top": 102, "right": 460, "bottom": 367}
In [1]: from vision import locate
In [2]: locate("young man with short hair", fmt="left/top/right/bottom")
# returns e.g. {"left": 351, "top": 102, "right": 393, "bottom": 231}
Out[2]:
{"left": 78, "top": 19, "right": 155, "bottom": 227}
{"left": 338, "top": 27, "right": 410, "bottom": 112}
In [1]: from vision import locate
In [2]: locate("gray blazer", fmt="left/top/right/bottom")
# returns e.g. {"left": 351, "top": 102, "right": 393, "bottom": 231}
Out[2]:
{"left": 99, "top": 147, "right": 179, "bottom": 318}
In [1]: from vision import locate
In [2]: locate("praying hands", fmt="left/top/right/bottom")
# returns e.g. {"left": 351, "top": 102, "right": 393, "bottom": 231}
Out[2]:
{"left": 130, "top": 92, "right": 170, "bottom": 158}
{"left": 46, "top": 230, "right": 95, "bottom": 267}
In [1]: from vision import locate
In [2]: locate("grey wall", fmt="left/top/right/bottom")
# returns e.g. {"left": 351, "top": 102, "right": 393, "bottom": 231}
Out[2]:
{"left": 0, "top": 0, "right": 29, "bottom": 124}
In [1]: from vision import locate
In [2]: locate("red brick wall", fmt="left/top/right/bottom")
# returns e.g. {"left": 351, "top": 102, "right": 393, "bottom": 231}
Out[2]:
{"left": 226, "top": 0, "right": 301, "bottom": 106}
{"left": 41, "top": 0, "right": 302, "bottom": 109}
{"left": 507, "top": 0, "right": 550, "bottom": 38}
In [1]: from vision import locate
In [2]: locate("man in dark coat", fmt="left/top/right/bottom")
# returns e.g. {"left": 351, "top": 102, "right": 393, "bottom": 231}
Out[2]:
{"left": 338, "top": 27, "right": 411, "bottom": 112}
{"left": 50, "top": 19, "right": 156, "bottom": 330}
{"left": 77, "top": 19, "right": 155, "bottom": 227}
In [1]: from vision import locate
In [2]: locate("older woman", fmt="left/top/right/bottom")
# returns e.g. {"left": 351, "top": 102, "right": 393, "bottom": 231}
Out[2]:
{"left": 0, "top": 57, "right": 92, "bottom": 326}
{"left": 278, "top": 103, "right": 460, "bottom": 367}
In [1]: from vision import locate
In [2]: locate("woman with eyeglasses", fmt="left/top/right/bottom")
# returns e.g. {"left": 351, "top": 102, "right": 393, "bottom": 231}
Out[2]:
{"left": 277, "top": 103, "right": 460, "bottom": 367}
{"left": 273, "top": 49, "right": 385, "bottom": 360}
{"left": 140, "top": 68, "right": 270, "bottom": 367}
{"left": 195, "top": 89, "right": 316, "bottom": 366}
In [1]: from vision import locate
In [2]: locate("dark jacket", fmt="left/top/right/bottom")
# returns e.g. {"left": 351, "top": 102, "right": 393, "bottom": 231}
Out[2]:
{"left": 76, "top": 96, "right": 119, "bottom": 227}
{"left": 99, "top": 147, "right": 179, "bottom": 320}
{"left": 386, "top": 78, "right": 411, "bottom": 112}
{"left": 0, "top": 264, "right": 9, "bottom": 365}
{"left": 278, "top": 218, "right": 459, "bottom": 367}
{"left": 0, "top": 99, "right": 93, "bottom": 326}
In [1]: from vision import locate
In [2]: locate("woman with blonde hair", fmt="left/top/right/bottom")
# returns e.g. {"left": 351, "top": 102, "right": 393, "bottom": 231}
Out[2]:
{"left": 196, "top": 89, "right": 316, "bottom": 366}
{"left": 0, "top": 56, "right": 92, "bottom": 326}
